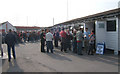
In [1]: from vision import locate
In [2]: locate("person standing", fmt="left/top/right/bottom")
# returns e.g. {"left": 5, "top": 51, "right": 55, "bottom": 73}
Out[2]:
{"left": 26, "top": 32, "right": 30, "bottom": 42}
{"left": 45, "top": 29, "right": 54, "bottom": 53}
{"left": 60, "top": 28, "right": 67, "bottom": 53}
{"left": 23, "top": 32, "right": 27, "bottom": 43}
{"left": 19, "top": 32, "right": 23, "bottom": 43}
{"left": 88, "top": 30, "right": 95, "bottom": 55}
{"left": 76, "top": 28, "right": 83, "bottom": 55}
{"left": 0, "top": 32, "right": 3, "bottom": 57}
{"left": 84, "top": 28, "right": 90, "bottom": 53}
{"left": 5, "top": 29, "right": 16, "bottom": 62}
{"left": 53, "top": 30, "right": 60, "bottom": 47}
{"left": 66, "top": 29, "right": 72, "bottom": 51}
{"left": 72, "top": 29, "right": 77, "bottom": 53}
{"left": 40, "top": 30, "right": 46, "bottom": 53}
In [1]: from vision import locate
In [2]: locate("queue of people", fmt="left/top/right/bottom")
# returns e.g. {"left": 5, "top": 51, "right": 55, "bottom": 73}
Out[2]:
{"left": 40, "top": 27, "right": 95, "bottom": 55}
{"left": 0, "top": 27, "right": 95, "bottom": 62}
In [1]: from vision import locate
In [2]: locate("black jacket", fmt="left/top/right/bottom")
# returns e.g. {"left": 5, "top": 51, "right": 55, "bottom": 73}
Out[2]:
{"left": 40, "top": 32, "right": 45, "bottom": 42}
{"left": 5, "top": 32, "right": 16, "bottom": 47}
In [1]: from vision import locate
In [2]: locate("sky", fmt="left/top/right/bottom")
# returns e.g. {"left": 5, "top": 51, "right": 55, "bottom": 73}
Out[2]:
{"left": 0, "top": 0, "right": 119, "bottom": 27}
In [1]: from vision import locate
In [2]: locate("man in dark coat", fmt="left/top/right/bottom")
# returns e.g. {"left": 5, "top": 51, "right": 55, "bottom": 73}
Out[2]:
{"left": 5, "top": 29, "right": 16, "bottom": 62}
{"left": 53, "top": 30, "right": 59, "bottom": 47}
{"left": 40, "top": 30, "right": 46, "bottom": 52}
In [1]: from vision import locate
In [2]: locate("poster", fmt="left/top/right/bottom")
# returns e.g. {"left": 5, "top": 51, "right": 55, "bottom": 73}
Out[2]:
{"left": 96, "top": 44, "right": 104, "bottom": 55}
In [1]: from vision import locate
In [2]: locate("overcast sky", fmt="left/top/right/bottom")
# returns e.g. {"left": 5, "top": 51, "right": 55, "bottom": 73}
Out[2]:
{"left": 0, "top": 0, "right": 119, "bottom": 27}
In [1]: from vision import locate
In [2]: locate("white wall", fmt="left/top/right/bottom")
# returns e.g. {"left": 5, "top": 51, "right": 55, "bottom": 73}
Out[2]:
{"left": 0, "top": 25, "right": 2, "bottom": 29}
{"left": 0, "top": 21, "right": 16, "bottom": 32}
{"left": 95, "top": 21, "right": 106, "bottom": 44}
{"left": 95, "top": 18, "right": 119, "bottom": 52}
{"left": 6, "top": 22, "right": 16, "bottom": 32}
{"left": 0, "top": 23, "right": 7, "bottom": 30}
{"left": 105, "top": 18, "right": 118, "bottom": 52}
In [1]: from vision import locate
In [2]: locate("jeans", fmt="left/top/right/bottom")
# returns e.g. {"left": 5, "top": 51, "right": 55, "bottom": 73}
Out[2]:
{"left": 7, "top": 45, "right": 16, "bottom": 60}
{"left": 41, "top": 40, "right": 45, "bottom": 52}
{"left": 88, "top": 44, "right": 94, "bottom": 55}
{"left": 61, "top": 42, "right": 67, "bottom": 52}
{"left": 84, "top": 40, "right": 89, "bottom": 53}
{"left": 72, "top": 41, "right": 77, "bottom": 53}
{"left": 23, "top": 37, "right": 26, "bottom": 42}
{"left": 54, "top": 38, "right": 59, "bottom": 47}
{"left": 46, "top": 41, "right": 53, "bottom": 53}
{"left": 67, "top": 41, "right": 71, "bottom": 50}
{"left": 61, "top": 37, "right": 67, "bottom": 52}
{"left": 77, "top": 42, "right": 83, "bottom": 55}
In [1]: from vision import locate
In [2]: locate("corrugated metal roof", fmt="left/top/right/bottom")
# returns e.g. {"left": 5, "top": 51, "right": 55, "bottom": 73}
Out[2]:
{"left": 55, "top": 8, "right": 120, "bottom": 26}
{"left": 15, "top": 26, "right": 41, "bottom": 29}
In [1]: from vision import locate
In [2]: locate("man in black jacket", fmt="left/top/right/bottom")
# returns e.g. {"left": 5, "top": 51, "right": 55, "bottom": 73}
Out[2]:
{"left": 5, "top": 29, "right": 16, "bottom": 62}
{"left": 40, "top": 29, "right": 45, "bottom": 52}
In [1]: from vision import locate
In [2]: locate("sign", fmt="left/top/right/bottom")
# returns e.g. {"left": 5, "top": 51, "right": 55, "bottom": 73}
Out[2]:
{"left": 96, "top": 43, "right": 104, "bottom": 55}
{"left": 98, "top": 23, "right": 104, "bottom": 28}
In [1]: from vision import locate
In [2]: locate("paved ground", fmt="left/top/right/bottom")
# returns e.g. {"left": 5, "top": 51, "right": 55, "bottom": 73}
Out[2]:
{"left": 0, "top": 42, "right": 119, "bottom": 72}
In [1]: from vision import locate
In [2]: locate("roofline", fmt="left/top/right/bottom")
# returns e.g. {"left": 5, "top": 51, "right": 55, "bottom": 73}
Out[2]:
{"left": 14, "top": 26, "right": 41, "bottom": 29}
{"left": 0, "top": 21, "right": 16, "bottom": 29}
{"left": 54, "top": 8, "right": 120, "bottom": 26}
{"left": 0, "top": 21, "right": 8, "bottom": 26}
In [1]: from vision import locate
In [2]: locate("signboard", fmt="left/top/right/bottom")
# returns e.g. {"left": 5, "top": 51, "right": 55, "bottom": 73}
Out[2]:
{"left": 96, "top": 43, "right": 105, "bottom": 55}
{"left": 98, "top": 23, "right": 104, "bottom": 28}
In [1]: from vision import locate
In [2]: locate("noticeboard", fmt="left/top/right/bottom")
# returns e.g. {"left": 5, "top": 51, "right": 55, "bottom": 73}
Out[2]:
{"left": 96, "top": 43, "right": 105, "bottom": 55}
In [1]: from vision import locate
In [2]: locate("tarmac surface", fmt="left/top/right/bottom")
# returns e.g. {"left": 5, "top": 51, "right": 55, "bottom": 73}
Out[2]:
{"left": 0, "top": 41, "right": 119, "bottom": 72}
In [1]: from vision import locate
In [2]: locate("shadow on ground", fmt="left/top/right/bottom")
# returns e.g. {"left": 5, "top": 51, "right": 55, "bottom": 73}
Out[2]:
{"left": 2, "top": 59, "right": 24, "bottom": 72}
{"left": 46, "top": 52, "right": 72, "bottom": 61}
{"left": 53, "top": 47, "right": 118, "bottom": 66}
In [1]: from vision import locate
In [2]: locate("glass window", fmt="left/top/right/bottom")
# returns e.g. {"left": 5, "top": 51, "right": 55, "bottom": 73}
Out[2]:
{"left": 107, "top": 20, "right": 116, "bottom": 31}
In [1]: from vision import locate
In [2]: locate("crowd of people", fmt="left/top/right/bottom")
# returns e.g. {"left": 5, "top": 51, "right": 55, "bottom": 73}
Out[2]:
{"left": 0, "top": 27, "right": 95, "bottom": 62}
{"left": 2, "top": 31, "right": 41, "bottom": 44}
{"left": 40, "top": 27, "right": 95, "bottom": 55}
{"left": 0, "top": 30, "right": 41, "bottom": 62}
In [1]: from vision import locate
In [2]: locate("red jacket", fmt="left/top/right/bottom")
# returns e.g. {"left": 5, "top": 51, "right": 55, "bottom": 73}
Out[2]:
{"left": 60, "top": 31, "right": 67, "bottom": 38}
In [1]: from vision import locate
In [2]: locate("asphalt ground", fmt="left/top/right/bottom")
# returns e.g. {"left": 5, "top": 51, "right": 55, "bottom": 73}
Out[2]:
{"left": 0, "top": 41, "right": 119, "bottom": 72}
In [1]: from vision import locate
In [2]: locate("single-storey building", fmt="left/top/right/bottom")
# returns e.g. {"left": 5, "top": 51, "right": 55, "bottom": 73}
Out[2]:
{"left": 15, "top": 26, "right": 41, "bottom": 32}
{"left": 0, "top": 21, "right": 16, "bottom": 32}
{"left": 52, "top": 8, "right": 120, "bottom": 55}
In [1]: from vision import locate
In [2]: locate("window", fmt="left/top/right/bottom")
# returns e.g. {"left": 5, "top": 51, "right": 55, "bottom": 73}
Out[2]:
{"left": 107, "top": 20, "right": 116, "bottom": 31}
{"left": 98, "top": 23, "right": 104, "bottom": 28}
